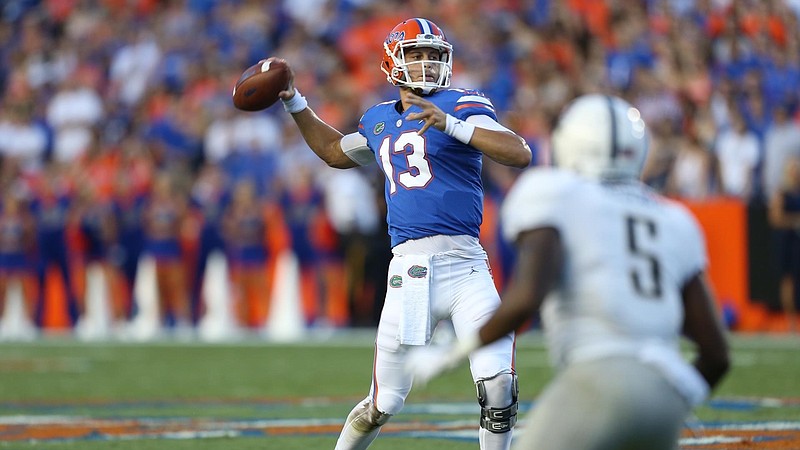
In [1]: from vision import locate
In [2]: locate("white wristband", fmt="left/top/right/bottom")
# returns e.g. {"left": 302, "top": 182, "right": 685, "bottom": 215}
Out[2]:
{"left": 281, "top": 88, "right": 308, "bottom": 114}
{"left": 444, "top": 114, "right": 476, "bottom": 144}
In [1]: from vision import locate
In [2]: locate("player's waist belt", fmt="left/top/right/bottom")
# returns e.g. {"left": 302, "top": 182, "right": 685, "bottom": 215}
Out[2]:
{"left": 393, "top": 234, "right": 485, "bottom": 258}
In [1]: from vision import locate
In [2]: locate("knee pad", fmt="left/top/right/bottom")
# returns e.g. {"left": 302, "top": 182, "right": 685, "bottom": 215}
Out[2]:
{"left": 475, "top": 372, "right": 518, "bottom": 434}
{"left": 346, "top": 398, "right": 392, "bottom": 433}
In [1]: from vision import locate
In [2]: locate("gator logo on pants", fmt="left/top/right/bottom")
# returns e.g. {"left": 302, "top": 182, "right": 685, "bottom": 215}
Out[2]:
{"left": 407, "top": 265, "right": 428, "bottom": 279}
{"left": 389, "top": 275, "right": 403, "bottom": 288}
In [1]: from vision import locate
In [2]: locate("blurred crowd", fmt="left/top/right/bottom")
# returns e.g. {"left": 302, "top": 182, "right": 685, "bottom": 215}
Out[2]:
{"left": 1, "top": 0, "right": 800, "bottom": 339}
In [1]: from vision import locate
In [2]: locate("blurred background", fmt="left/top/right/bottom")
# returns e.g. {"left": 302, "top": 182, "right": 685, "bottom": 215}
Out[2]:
{"left": 0, "top": 0, "right": 798, "bottom": 342}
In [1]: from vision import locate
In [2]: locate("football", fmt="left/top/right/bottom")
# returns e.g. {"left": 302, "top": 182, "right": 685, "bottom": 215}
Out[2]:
{"left": 232, "top": 57, "right": 290, "bottom": 111}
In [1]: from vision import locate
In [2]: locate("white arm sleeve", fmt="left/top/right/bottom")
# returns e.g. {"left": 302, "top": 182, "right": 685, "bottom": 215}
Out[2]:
{"left": 340, "top": 132, "right": 375, "bottom": 166}
{"left": 465, "top": 114, "right": 513, "bottom": 133}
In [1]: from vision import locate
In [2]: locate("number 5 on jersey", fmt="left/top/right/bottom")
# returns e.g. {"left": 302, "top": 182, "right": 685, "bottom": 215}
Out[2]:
{"left": 627, "top": 215, "right": 663, "bottom": 299}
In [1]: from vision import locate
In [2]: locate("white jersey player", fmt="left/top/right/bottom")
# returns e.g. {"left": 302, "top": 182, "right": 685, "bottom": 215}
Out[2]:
{"left": 407, "top": 94, "right": 730, "bottom": 450}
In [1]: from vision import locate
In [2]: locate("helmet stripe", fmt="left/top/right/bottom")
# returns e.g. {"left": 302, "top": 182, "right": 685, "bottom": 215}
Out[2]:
{"left": 605, "top": 95, "right": 618, "bottom": 160}
{"left": 415, "top": 18, "right": 432, "bottom": 35}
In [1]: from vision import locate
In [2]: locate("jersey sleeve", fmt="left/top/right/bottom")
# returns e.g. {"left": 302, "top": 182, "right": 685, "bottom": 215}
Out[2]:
{"left": 357, "top": 112, "right": 368, "bottom": 139}
{"left": 341, "top": 132, "right": 374, "bottom": 166}
{"left": 669, "top": 203, "right": 709, "bottom": 284}
{"left": 450, "top": 90, "right": 498, "bottom": 122}
{"left": 501, "top": 168, "right": 574, "bottom": 243}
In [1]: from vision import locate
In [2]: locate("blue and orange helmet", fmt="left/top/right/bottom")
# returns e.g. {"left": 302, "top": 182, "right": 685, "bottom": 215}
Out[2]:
{"left": 381, "top": 18, "right": 453, "bottom": 94}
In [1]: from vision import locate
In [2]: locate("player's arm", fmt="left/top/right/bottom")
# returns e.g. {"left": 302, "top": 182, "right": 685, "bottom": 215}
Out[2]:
{"left": 402, "top": 90, "right": 531, "bottom": 168}
{"left": 278, "top": 74, "right": 359, "bottom": 169}
{"left": 464, "top": 115, "right": 532, "bottom": 169}
{"left": 287, "top": 105, "right": 360, "bottom": 169}
{"left": 681, "top": 273, "right": 730, "bottom": 390}
{"left": 478, "top": 227, "right": 562, "bottom": 345}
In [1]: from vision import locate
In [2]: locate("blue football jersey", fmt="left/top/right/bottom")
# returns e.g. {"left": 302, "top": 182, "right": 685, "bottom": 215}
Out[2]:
{"left": 358, "top": 88, "right": 498, "bottom": 247}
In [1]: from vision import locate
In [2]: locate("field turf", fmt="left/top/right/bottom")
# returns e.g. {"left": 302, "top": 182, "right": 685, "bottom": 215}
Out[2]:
{"left": 0, "top": 331, "right": 798, "bottom": 449}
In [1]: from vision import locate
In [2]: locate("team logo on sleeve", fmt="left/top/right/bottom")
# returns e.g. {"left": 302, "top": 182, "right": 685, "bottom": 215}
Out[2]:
{"left": 389, "top": 275, "right": 403, "bottom": 288}
{"left": 373, "top": 122, "right": 385, "bottom": 135}
{"left": 407, "top": 265, "right": 428, "bottom": 279}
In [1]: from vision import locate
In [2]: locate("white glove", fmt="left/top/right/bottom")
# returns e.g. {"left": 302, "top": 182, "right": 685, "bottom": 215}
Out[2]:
{"left": 405, "top": 332, "right": 481, "bottom": 386}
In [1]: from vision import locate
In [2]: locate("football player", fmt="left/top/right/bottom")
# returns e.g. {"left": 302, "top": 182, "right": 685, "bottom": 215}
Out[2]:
{"left": 278, "top": 17, "right": 531, "bottom": 450}
{"left": 407, "top": 94, "right": 731, "bottom": 450}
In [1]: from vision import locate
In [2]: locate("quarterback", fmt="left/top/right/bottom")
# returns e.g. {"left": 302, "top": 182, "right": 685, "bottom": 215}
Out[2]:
{"left": 407, "top": 94, "right": 731, "bottom": 450}
{"left": 278, "top": 17, "right": 531, "bottom": 450}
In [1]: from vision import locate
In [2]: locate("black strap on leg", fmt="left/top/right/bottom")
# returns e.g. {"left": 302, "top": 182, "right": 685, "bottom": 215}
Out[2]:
{"left": 476, "top": 373, "right": 519, "bottom": 434}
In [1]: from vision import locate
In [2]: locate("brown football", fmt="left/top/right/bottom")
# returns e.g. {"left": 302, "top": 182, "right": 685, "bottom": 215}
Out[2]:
{"left": 232, "top": 57, "right": 290, "bottom": 111}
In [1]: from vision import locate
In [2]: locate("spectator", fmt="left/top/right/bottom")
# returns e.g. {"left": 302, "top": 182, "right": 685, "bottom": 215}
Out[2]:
{"left": 0, "top": 0, "right": 799, "bottom": 338}
{"left": 108, "top": 28, "right": 161, "bottom": 108}
{"left": 46, "top": 67, "right": 104, "bottom": 164}
{"left": 276, "top": 164, "right": 336, "bottom": 327}
{"left": 767, "top": 156, "right": 800, "bottom": 332}
{"left": 320, "top": 167, "right": 380, "bottom": 327}
{"left": 762, "top": 103, "right": 800, "bottom": 202}
{"left": 72, "top": 183, "right": 121, "bottom": 340}
{"left": 29, "top": 165, "right": 80, "bottom": 328}
{"left": 140, "top": 170, "right": 192, "bottom": 337}
{"left": 221, "top": 177, "right": 272, "bottom": 329}
{"left": 714, "top": 109, "right": 760, "bottom": 201}
{"left": 217, "top": 110, "right": 283, "bottom": 195}
{"left": 110, "top": 171, "right": 147, "bottom": 324}
{"left": 666, "top": 134, "right": 721, "bottom": 200}
{"left": 761, "top": 43, "right": 800, "bottom": 110}
{"left": 0, "top": 100, "right": 48, "bottom": 174}
{"left": 0, "top": 192, "right": 38, "bottom": 340}
{"left": 188, "top": 163, "right": 229, "bottom": 324}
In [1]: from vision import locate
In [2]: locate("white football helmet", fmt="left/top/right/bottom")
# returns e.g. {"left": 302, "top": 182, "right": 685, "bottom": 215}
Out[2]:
{"left": 551, "top": 95, "right": 649, "bottom": 180}
{"left": 381, "top": 18, "right": 453, "bottom": 95}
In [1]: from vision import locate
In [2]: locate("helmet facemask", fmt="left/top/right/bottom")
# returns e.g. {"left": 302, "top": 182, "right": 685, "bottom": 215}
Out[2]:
{"left": 382, "top": 35, "right": 453, "bottom": 95}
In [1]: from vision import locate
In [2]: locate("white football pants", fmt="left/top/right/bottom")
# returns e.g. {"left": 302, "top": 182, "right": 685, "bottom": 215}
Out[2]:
{"left": 334, "top": 250, "right": 516, "bottom": 450}
{"left": 515, "top": 356, "right": 690, "bottom": 450}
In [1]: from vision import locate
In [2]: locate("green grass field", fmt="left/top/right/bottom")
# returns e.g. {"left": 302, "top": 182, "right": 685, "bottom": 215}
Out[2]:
{"left": 0, "top": 331, "right": 798, "bottom": 449}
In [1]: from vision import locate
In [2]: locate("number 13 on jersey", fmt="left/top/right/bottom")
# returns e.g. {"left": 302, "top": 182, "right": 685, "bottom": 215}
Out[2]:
{"left": 379, "top": 132, "right": 434, "bottom": 194}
